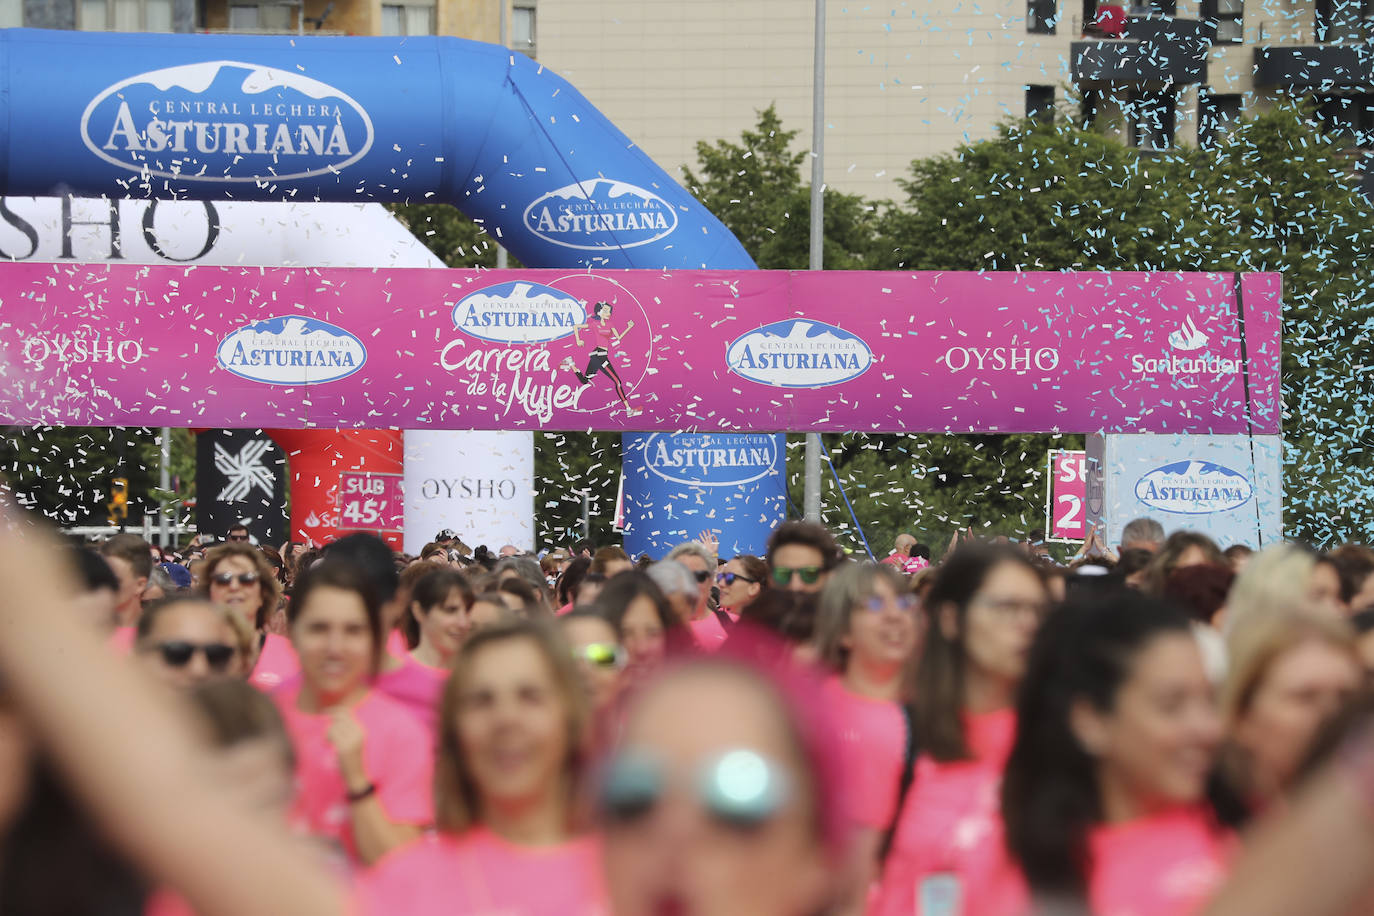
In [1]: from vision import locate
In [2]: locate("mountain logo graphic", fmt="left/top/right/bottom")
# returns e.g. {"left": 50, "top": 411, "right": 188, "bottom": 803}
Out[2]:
{"left": 523, "top": 179, "right": 678, "bottom": 251}
{"left": 725, "top": 319, "right": 874, "bottom": 388}
{"left": 81, "top": 61, "right": 374, "bottom": 183}
{"left": 1167, "top": 315, "right": 1209, "bottom": 352}
{"left": 216, "top": 315, "right": 367, "bottom": 385}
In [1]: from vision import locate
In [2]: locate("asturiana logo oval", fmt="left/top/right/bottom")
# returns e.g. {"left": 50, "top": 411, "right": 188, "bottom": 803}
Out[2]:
{"left": 217, "top": 316, "right": 366, "bottom": 385}
{"left": 642, "top": 433, "right": 781, "bottom": 488}
{"left": 726, "top": 319, "right": 874, "bottom": 388}
{"left": 452, "top": 282, "right": 586, "bottom": 345}
{"left": 523, "top": 179, "right": 678, "bottom": 251}
{"left": 81, "top": 61, "right": 375, "bottom": 183}
{"left": 1135, "top": 460, "right": 1254, "bottom": 515}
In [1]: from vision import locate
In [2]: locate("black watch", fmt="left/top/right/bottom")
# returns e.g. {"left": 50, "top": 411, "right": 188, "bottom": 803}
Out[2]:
{"left": 346, "top": 782, "right": 377, "bottom": 803}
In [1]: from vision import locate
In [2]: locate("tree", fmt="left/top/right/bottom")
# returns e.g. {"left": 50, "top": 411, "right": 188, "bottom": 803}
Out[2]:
{"left": 873, "top": 104, "right": 1374, "bottom": 546}
{"left": 681, "top": 104, "right": 878, "bottom": 269}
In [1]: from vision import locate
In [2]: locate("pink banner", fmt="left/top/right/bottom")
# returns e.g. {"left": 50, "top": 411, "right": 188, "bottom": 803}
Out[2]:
{"left": 338, "top": 472, "right": 403, "bottom": 535}
{"left": 1048, "top": 450, "right": 1088, "bottom": 542}
{"left": 0, "top": 266, "right": 1280, "bottom": 434}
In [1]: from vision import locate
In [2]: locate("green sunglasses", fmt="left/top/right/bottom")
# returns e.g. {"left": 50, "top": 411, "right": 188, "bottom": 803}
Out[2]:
{"left": 771, "top": 565, "right": 822, "bottom": 587}
{"left": 575, "top": 642, "right": 625, "bottom": 670}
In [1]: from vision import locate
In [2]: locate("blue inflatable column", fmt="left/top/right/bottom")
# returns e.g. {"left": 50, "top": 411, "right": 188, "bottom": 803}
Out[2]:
{"left": 621, "top": 433, "right": 787, "bottom": 560}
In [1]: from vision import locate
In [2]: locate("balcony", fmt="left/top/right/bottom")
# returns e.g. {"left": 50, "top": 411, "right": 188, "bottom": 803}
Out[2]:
{"left": 1072, "top": 16, "right": 1213, "bottom": 86}
{"left": 1258, "top": 19, "right": 1374, "bottom": 90}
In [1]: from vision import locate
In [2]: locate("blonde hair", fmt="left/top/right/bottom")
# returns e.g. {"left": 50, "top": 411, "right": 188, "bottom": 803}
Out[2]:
{"left": 434, "top": 618, "right": 589, "bottom": 834}
{"left": 1224, "top": 543, "right": 1320, "bottom": 639}
{"left": 1222, "top": 610, "right": 1357, "bottom": 723}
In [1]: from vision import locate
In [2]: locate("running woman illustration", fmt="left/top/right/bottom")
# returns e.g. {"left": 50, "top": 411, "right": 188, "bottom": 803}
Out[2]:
{"left": 560, "top": 301, "right": 641, "bottom": 416}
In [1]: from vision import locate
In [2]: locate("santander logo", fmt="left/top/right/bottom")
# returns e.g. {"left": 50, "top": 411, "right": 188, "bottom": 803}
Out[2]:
{"left": 1168, "top": 315, "right": 1209, "bottom": 352}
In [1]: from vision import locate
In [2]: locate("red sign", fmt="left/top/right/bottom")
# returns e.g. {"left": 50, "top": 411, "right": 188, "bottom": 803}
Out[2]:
{"left": 338, "top": 472, "right": 403, "bottom": 535}
{"left": 1048, "top": 450, "right": 1087, "bottom": 542}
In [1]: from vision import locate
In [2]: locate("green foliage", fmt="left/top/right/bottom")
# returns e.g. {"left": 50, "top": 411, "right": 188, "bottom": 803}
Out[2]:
{"left": 872, "top": 104, "right": 1374, "bottom": 545}
{"left": 386, "top": 203, "right": 505, "bottom": 268}
{"left": 681, "top": 104, "right": 878, "bottom": 269}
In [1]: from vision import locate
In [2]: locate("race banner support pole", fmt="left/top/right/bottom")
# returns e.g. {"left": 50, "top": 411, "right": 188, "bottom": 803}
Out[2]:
{"left": 804, "top": 0, "right": 826, "bottom": 523}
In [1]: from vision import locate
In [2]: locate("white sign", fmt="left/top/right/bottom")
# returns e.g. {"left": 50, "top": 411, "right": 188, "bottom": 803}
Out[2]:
{"left": 403, "top": 430, "right": 535, "bottom": 555}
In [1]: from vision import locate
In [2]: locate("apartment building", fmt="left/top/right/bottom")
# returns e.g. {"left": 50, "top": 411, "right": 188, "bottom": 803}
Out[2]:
{"left": 534, "top": 0, "right": 1373, "bottom": 200}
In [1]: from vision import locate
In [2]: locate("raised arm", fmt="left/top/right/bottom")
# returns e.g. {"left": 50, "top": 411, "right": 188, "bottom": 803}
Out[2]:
{"left": 0, "top": 513, "right": 346, "bottom": 916}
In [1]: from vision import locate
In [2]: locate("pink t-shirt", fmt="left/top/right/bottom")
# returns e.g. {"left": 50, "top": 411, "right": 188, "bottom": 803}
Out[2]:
{"left": 1085, "top": 807, "right": 1234, "bottom": 916}
{"left": 374, "top": 655, "right": 448, "bottom": 739}
{"left": 386, "top": 629, "right": 409, "bottom": 658}
{"left": 689, "top": 611, "right": 734, "bottom": 651}
{"left": 821, "top": 676, "right": 906, "bottom": 829}
{"left": 274, "top": 684, "right": 434, "bottom": 866}
{"left": 108, "top": 625, "right": 136, "bottom": 654}
{"left": 354, "top": 829, "right": 607, "bottom": 916}
{"left": 870, "top": 708, "right": 1018, "bottom": 916}
{"left": 251, "top": 632, "right": 300, "bottom": 692}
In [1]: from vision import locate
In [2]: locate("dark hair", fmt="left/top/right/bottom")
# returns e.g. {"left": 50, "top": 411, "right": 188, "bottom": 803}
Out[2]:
{"left": 287, "top": 562, "right": 384, "bottom": 674}
{"left": 498, "top": 576, "right": 546, "bottom": 616}
{"left": 737, "top": 589, "right": 819, "bottom": 648}
{"left": 71, "top": 548, "right": 120, "bottom": 594}
{"left": 575, "top": 572, "right": 607, "bottom": 599}
{"left": 188, "top": 678, "right": 295, "bottom": 773}
{"left": 557, "top": 556, "right": 593, "bottom": 606}
{"left": 1162, "top": 563, "right": 1235, "bottom": 624}
{"left": 1351, "top": 609, "right": 1374, "bottom": 635}
{"left": 495, "top": 556, "right": 550, "bottom": 601}
{"left": 1001, "top": 589, "right": 1194, "bottom": 903}
{"left": 1115, "top": 547, "right": 1154, "bottom": 581}
{"left": 99, "top": 532, "right": 153, "bottom": 580}
{"left": 323, "top": 532, "right": 400, "bottom": 604}
{"left": 593, "top": 571, "right": 687, "bottom": 649}
{"left": 1328, "top": 545, "right": 1374, "bottom": 606}
{"left": 594, "top": 301, "right": 613, "bottom": 317}
{"left": 911, "top": 542, "right": 933, "bottom": 562}
{"left": 1141, "top": 531, "right": 1224, "bottom": 596}
{"left": 766, "top": 521, "right": 842, "bottom": 573}
{"left": 916, "top": 545, "right": 1045, "bottom": 761}
{"left": 590, "top": 545, "right": 631, "bottom": 575}
{"left": 729, "top": 555, "right": 771, "bottom": 592}
{"left": 411, "top": 568, "right": 473, "bottom": 617}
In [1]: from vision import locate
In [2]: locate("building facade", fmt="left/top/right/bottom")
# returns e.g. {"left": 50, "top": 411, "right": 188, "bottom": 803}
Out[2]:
{"left": 534, "top": 0, "right": 1373, "bottom": 200}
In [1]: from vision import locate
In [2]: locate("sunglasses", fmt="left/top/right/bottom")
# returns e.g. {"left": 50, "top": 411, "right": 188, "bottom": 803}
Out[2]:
{"left": 864, "top": 594, "right": 920, "bottom": 614}
{"left": 575, "top": 642, "right": 625, "bottom": 670}
{"left": 771, "top": 565, "right": 822, "bottom": 587}
{"left": 599, "top": 748, "right": 793, "bottom": 831}
{"left": 716, "top": 572, "right": 758, "bottom": 586}
{"left": 226, "top": 534, "right": 250, "bottom": 542}
{"left": 211, "top": 571, "right": 260, "bottom": 587}
{"left": 689, "top": 569, "right": 711, "bottom": 583}
{"left": 152, "top": 641, "right": 237, "bottom": 671}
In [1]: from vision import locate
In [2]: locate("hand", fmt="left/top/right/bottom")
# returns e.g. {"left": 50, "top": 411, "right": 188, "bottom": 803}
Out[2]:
{"left": 326, "top": 709, "right": 367, "bottom": 787}
{"left": 698, "top": 529, "right": 719, "bottom": 557}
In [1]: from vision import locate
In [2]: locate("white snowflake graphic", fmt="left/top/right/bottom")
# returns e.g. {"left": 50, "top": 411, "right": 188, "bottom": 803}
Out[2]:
{"left": 214, "top": 439, "right": 276, "bottom": 502}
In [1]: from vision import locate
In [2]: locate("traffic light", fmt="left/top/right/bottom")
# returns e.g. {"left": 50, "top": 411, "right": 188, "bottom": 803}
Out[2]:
{"left": 107, "top": 477, "right": 128, "bottom": 526}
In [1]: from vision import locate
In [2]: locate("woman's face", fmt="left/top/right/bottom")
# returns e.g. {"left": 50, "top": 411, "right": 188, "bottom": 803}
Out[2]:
{"left": 959, "top": 562, "right": 1048, "bottom": 686}
{"left": 603, "top": 668, "right": 829, "bottom": 916}
{"left": 208, "top": 554, "right": 264, "bottom": 627}
{"left": 1233, "top": 639, "right": 1363, "bottom": 794}
{"left": 454, "top": 638, "right": 569, "bottom": 817}
{"left": 138, "top": 602, "right": 245, "bottom": 689}
{"left": 844, "top": 576, "right": 921, "bottom": 673}
{"left": 718, "top": 559, "right": 762, "bottom": 611}
{"left": 621, "top": 596, "right": 667, "bottom": 673}
{"left": 561, "top": 615, "right": 622, "bottom": 712}
{"left": 290, "top": 585, "right": 373, "bottom": 702}
{"left": 417, "top": 587, "right": 471, "bottom": 662}
{"left": 597, "top": 303, "right": 613, "bottom": 320}
{"left": 1080, "top": 632, "right": 1221, "bottom": 812}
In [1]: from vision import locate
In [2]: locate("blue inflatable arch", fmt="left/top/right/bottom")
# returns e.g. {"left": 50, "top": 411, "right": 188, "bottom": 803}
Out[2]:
{"left": 0, "top": 29, "right": 754, "bottom": 271}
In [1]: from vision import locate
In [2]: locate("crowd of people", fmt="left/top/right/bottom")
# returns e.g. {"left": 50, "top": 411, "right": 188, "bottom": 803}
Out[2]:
{"left": 4, "top": 509, "right": 1374, "bottom": 915}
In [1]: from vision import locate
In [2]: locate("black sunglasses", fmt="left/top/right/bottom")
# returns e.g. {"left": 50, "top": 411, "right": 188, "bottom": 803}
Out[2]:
{"left": 716, "top": 572, "right": 758, "bottom": 586}
{"left": 153, "top": 641, "right": 237, "bottom": 671}
{"left": 690, "top": 569, "right": 711, "bottom": 583}
{"left": 226, "top": 533, "right": 250, "bottom": 542}
{"left": 212, "top": 571, "right": 260, "bottom": 587}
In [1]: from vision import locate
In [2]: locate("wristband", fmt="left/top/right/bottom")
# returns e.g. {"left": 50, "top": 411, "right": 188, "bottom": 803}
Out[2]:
{"left": 346, "top": 782, "right": 377, "bottom": 803}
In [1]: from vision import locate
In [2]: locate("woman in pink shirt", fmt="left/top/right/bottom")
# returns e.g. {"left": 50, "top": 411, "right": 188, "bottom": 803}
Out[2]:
{"left": 595, "top": 571, "right": 690, "bottom": 688}
{"left": 275, "top": 562, "right": 434, "bottom": 869}
{"left": 355, "top": 618, "right": 606, "bottom": 915}
{"left": 200, "top": 542, "right": 299, "bottom": 691}
{"left": 1001, "top": 588, "right": 1231, "bottom": 916}
{"left": 871, "top": 545, "right": 1049, "bottom": 916}
{"left": 717, "top": 554, "right": 769, "bottom": 618}
{"left": 813, "top": 562, "right": 924, "bottom": 897}
{"left": 371, "top": 567, "right": 473, "bottom": 737}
